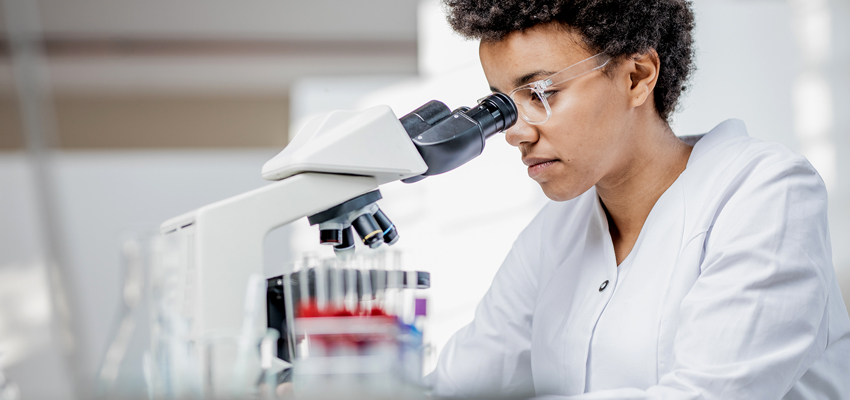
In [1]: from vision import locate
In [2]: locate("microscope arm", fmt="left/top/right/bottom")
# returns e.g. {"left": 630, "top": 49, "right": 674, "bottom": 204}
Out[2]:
{"left": 156, "top": 95, "right": 517, "bottom": 389}
{"left": 159, "top": 173, "right": 378, "bottom": 338}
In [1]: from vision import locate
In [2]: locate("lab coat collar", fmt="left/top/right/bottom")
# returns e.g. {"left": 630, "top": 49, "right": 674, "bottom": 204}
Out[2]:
{"left": 685, "top": 119, "right": 749, "bottom": 169}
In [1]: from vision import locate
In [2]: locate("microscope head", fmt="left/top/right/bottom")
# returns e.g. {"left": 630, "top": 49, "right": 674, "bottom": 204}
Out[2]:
{"left": 399, "top": 93, "right": 517, "bottom": 182}
{"left": 261, "top": 105, "right": 428, "bottom": 184}
{"left": 264, "top": 93, "right": 518, "bottom": 254}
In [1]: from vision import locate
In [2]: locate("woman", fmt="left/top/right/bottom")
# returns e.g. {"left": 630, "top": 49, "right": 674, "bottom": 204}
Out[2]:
{"left": 426, "top": 0, "right": 850, "bottom": 398}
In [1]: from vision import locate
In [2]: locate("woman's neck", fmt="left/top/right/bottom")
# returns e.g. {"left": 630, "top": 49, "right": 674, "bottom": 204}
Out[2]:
{"left": 595, "top": 118, "right": 692, "bottom": 265}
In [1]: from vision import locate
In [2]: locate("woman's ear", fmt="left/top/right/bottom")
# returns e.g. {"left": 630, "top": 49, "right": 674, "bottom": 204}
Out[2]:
{"left": 627, "top": 49, "right": 660, "bottom": 108}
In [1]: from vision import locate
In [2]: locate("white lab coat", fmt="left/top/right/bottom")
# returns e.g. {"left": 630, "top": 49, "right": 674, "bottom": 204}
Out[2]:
{"left": 428, "top": 119, "right": 850, "bottom": 399}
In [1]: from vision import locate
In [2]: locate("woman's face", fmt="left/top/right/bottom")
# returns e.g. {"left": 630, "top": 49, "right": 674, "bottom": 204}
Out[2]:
{"left": 480, "top": 23, "right": 637, "bottom": 201}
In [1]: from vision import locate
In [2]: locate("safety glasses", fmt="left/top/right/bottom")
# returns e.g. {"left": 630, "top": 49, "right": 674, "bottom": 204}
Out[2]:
{"left": 507, "top": 53, "right": 611, "bottom": 125}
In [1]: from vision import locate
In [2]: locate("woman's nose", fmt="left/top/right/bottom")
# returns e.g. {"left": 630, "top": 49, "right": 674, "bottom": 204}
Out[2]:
{"left": 504, "top": 118, "right": 539, "bottom": 147}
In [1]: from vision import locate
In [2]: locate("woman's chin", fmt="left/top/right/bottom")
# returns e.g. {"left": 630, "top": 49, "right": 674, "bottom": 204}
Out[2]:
{"left": 539, "top": 181, "right": 591, "bottom": 202}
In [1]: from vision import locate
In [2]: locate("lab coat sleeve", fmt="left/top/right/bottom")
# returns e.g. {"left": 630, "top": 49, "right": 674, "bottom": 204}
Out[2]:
{"left": 545, "top": 158, "right": 833, "bottom": 400}
{"left": 426, "top": 206, "right": 545, "bottom": 398}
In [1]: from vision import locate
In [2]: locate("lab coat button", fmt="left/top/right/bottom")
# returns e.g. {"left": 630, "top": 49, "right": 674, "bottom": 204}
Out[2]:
{"left": 599, "top": 280, "right": 609, "bottom": 292}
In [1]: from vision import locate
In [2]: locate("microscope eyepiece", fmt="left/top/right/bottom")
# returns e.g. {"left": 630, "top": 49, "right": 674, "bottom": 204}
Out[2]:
{"left": 401, "top": 93, "right": 518, "bottom": 182}
{"left": 476, "top": 92, "right": 518, "bottom": 135}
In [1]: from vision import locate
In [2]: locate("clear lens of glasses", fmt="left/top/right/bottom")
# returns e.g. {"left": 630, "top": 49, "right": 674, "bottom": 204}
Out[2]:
{"left": 508, "top": 53, "right": 611, "bottom": 125}
{"left": 510, "top": 88, "right": 552, "bottom": 124}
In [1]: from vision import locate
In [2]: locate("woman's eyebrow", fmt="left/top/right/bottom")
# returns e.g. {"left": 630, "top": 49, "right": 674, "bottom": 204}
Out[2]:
{"left": 489, "top": 69, "right": 558, "bottom": 93}
{"left": 514, "top": 70, "right": 557, "bottom": 87}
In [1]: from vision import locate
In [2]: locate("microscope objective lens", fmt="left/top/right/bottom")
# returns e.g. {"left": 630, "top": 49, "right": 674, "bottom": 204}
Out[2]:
{"left": 319, "top": 229, "right": 343, "bottom": 245}
{"left": 352, "top": 213, "right": 384, "bottom": 248}
{"left": 374, "top": 209, "right": 399, "bottom": 245}
{"left": 333, "top": 226, "right": 355, "bottom": 254}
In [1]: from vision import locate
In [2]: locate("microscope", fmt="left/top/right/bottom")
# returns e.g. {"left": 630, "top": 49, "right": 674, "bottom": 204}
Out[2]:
{"left": 156, "top": 93, "right": 516, "bottom": 396}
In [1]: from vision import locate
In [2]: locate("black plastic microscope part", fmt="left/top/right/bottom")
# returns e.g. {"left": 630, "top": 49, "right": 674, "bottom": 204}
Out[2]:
{"left": 319, "top": 229, "right": 342, "bottom": 245}
{"left": 266, "top": 269, "right": 431, "bottom": 363}
{"left": 400, "top": 92, "right": 518, "bottom": 183}
{"left": 333, "top": 226, "right": 355, "bottom": 252}
{"left": 351, "top": 213, "right": 383, "bottom": 248}
{"left": 306, "top": 94, "right": 516, "bottom": 248}
{"left": 308, "top": 190, "right": 397, "bottom": 250}
{"left": 265, "top": 277, "right": 290, "bottom": 363}
{"left": 373, "top": 209, "right": 398, "bottom": 245}
{"left": 399, "top": 100, "right": 453, "bottom": 138}
{"left": 307, "top": 190, "right": 382, "bottom": 226}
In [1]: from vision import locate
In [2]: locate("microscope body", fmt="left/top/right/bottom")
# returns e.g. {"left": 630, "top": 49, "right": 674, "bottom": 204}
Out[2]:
{"left": 156, "top": 94, "right": 516, "bottom": 395}
{"left": 159, "top": 105, "right": 426, "bottom": 347}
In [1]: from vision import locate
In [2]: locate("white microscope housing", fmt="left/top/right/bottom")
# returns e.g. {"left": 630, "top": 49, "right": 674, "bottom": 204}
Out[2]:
{"left": 159, "top": 105, "right": 425, "bottom": 346}
{"left": 157, "top": 93, "right": 516, "bottom": 393}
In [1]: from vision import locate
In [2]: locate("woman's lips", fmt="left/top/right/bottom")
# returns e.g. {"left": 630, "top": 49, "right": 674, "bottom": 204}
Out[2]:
{"left": 525, "top": 159, "right": 558, "bottom": 179}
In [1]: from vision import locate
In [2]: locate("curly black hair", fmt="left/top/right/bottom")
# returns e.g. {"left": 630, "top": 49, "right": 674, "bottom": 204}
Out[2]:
{"left": 444, "top": 0, "right": 695, "bottom": 121}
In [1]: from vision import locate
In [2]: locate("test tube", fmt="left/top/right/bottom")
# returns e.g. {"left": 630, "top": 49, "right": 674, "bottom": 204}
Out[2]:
{"left": 316, "top": 259, "right": 330, "bottom": 312}
{"left": 404, "top": 270, "right": 418, "bottom": 324}
{"left": 373, "top": 250, "right": 387, "bottom": 314}
{"left": 295, "top": 263, "right": 308, "bottom": 313}
{"left": 386, "top": 250, "right": 404, "bottom": 318}
{"left": 358, "top": 254, "right": 373, "bottom": 313}
{"left": 282, "top": 270, "right": 297, "bottom": 359}
{"left": 330, "top": 257, "right": 345, "bottom": 313}
{"left": 343, "top": 254, "right": 358, "bottom": 313}
{"left": 260, "top": 328, "right": 280, "bottom": 400}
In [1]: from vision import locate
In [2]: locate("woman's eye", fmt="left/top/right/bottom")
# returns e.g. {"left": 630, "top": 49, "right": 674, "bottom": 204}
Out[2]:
{"left": 531, "top": 90, "right": 557, "bottom": 104}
